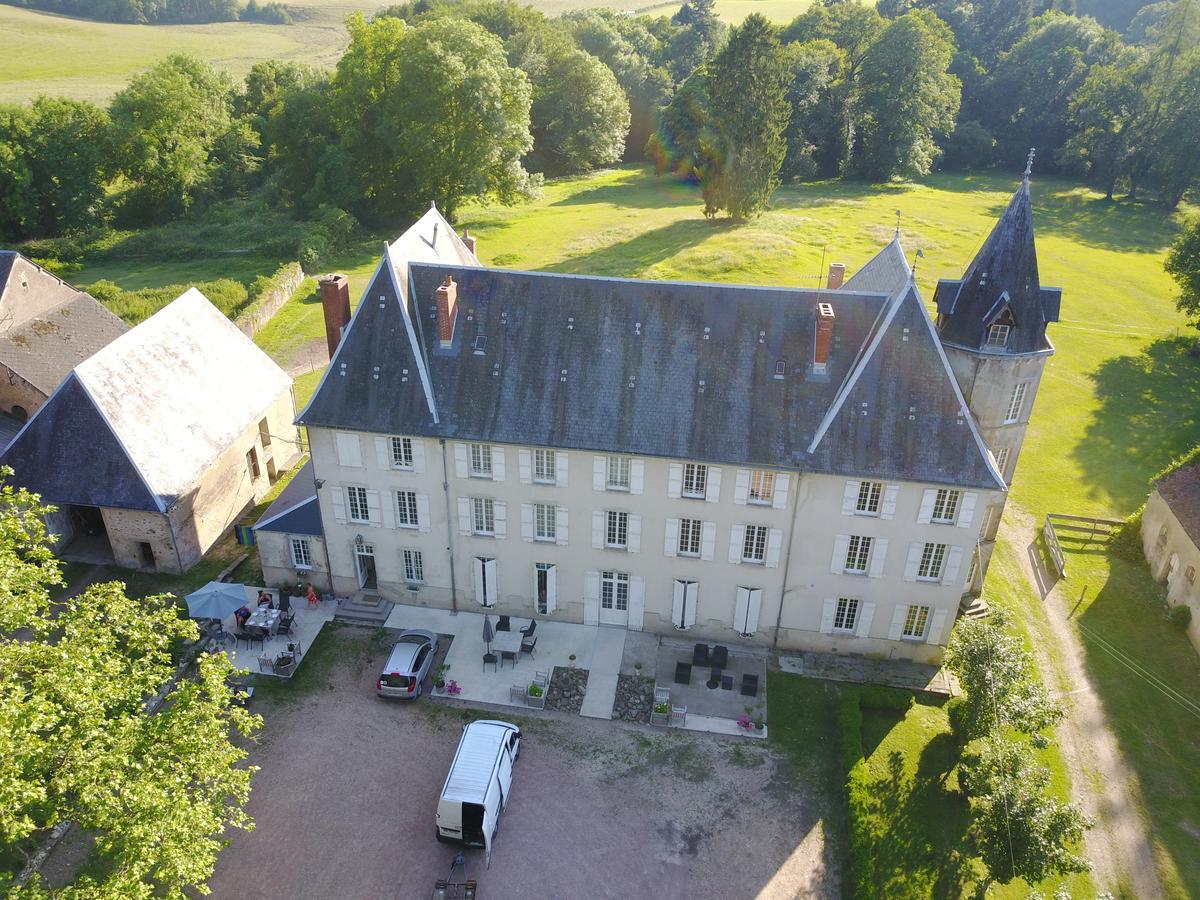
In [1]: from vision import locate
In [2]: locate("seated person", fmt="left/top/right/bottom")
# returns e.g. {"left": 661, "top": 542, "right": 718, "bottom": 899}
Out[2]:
{"left": 234, "top": 605, "right": 251, "bottom": 628}
{"left": 257, "top": 590, "right": 273, "bottom": 607}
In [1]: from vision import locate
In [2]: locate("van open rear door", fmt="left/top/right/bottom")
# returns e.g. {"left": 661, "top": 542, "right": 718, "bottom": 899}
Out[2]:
{"left": 482, "top": 802, "right": 495, "bottom": 868}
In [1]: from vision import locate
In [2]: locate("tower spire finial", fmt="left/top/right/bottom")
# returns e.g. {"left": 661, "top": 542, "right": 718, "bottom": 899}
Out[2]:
{"left": 894, "top": 209, "right": 902, "bottom": 239}
{"left": 1024, "top": 147, "right": 1036, "bottom": 180}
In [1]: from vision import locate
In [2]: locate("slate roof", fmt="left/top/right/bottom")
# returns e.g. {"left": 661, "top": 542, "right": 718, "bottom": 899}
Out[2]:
{"left": 843, "top": 236, "right": 912, "bottom": 296}
{"left": 934, "top": 179, "right": 1060, "bottom": 354}
{"left": 1156, "top": 462, "right": 1200, "bottom": 547}
{"left": 1, "top": 288, "right": 292, "bottom": 511}
{"left": 254, "top": 459, "right": 323, "bottom": 537}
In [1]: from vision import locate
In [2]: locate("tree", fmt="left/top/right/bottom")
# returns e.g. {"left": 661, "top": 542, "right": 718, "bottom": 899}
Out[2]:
{"left": 1061, "top": 51, "right": 1147, "bottom": 197}
{"left": 851, "top": 9, "right": 961, "bottom": 180}
{"left": 0, "top": 471, "right": 259, "bottom": 897}
{"left": 331, "top": 14, "right": 535, "bottom": 222}
{"left": 1165, "top": 216, "right": 1200, "bottom": 326}
{"left": 781, "top": 40, "right": 843, "bottom": 180}
{"left": 0, "top": 112, "right": 33, "bottom": 241}
{"left": 645, "top": 66, "right": 718, "bottom": 184}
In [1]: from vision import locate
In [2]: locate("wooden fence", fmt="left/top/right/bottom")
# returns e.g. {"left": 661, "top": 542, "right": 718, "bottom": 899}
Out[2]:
{"left": 1043, "top": 513, "right": 1126, "bottom": 578}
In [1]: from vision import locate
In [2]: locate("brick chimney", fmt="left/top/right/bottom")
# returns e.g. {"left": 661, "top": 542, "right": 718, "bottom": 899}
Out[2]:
{"left": 436, "top": 275, "right": 458, "bottom": 347}
{"left": 460, "top": 230, "right": 476, "bottom": 255}
{"left": 827, "top": 263, "right": 846, "bottom": 290}
{"left": 318, "top": 273, "right": 350, "bottom": 359}
{"left": 812, "top": 302, "right": 835, "bottom": 376}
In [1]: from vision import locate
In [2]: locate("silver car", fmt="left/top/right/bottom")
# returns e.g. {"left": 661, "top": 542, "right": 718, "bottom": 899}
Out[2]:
{"left": 376, "top": 629, "right": 440, "bottom": 699}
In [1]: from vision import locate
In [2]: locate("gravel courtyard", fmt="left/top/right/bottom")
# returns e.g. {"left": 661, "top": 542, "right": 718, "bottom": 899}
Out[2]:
{"left": 207, "top": 627, "right": 836, "bottom": 900}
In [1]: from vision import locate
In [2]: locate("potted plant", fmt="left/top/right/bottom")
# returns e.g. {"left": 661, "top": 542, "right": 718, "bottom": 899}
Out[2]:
{"left": 736, "top": 713, "right": 754, "bottom": 732}
{"left": 433, "top": 664, "right": 449, "bottom": 693}
{"left": 445, "top": 679, "right": 462, "bottom": 696}
{"left": 568, "top": 653, "right": 577, "bottom": 668}
{"left": 651, "top": 700, "right": 670, "bottom": 726}
{"left": 526, "top": 682, "right": 545, "bottom": 709}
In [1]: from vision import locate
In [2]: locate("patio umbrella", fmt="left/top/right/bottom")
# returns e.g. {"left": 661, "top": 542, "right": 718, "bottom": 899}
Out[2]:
{"left": 185, "top": 581, "right": 247, "bottom": 621}
{"left": 482, "top": 613, "right": 494, "bottom": 653}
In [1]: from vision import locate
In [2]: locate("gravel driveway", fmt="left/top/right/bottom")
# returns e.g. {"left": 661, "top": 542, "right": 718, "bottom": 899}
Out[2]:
{"left": 208, "top": 628, "right": 834, "bottom": 900}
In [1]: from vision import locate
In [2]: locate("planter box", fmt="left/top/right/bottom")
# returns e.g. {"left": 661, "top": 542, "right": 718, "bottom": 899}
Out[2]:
{"left": 526, "top": 691, "right": 546, "bottom": 709}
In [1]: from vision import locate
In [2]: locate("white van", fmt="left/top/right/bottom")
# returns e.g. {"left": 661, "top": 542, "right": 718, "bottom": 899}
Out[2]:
{"left": 435, "top": 719, "right": 521, "bottom": 864}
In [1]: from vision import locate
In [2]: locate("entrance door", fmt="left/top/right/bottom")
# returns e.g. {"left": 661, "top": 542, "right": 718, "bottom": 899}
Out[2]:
{"left": 535, "top": 563, "right": 556, "bottom": 614}
{"left": 137, "top": 541, "right": 155, "bottom": 569}
{"left": 474, "top": 556, "right": 497, "bottom": 607}
{"left": 355, "top": 540, "right": 377, "bottom": 589}
{"left": 598, "top": 570, "right": 629, "bottom": 626}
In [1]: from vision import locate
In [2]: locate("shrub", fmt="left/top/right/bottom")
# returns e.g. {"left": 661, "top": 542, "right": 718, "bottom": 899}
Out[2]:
{"left": 837, "top": 691, "right": 863, "bottom": 774}
{"left": 945, "top": 695, "right": 971, "bottom": 745}
{"left": 857, "top": 685, "right": 915, "bottom": 712}
{"left": 84, "top": 277, "right": 250, "bottom": 325}
{"left": 1168, "top": 604, "right": 1193, "bottom": 630}
{"left": 1111, "top": 506, "right": 1146, "bottom": 562}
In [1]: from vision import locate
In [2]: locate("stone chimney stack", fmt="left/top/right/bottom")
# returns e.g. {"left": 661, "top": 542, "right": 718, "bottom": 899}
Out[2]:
{"left": 826, "top": 263, "right": 846, "bottom": 290}
{"left": 318, "top": 273, "right": 351, "bottom": 360}
{"left": 436, "top": 275, "right": 458, "bottom": 347}
{"left": 812, "top": 302, "right": 835, "bottom": 376}
{"left": 460, "top": 230, "right": 476, "bottom": 256}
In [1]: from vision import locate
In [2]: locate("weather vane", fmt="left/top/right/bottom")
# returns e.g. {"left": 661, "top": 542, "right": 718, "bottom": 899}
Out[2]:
{"left": 894, "top": 209, "right": 902, "bottom": 238}
{"left": 1024, "top": 147, "right": 1036, "bottom": 178}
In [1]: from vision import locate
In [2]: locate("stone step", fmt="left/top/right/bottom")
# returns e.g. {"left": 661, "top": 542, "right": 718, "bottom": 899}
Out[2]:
{"left": 335, "top": 593, "right": 394, "bottom": 626}
{"left": 959, "top": 596, "right": 991, "bottom": 620}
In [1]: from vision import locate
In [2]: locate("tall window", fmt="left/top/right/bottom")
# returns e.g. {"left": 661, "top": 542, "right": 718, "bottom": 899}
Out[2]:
{"left": 472, "top": 497, "right": 495, "bottom": 535}
{"left": 403, "top": 549, "right": 424, "bottom": 583}
{"left": 396, "top": 490, "right": 419, "bottom": 528}
{"left": 742, "top": 525, "right": 768, "bottom": 563}
{"left": 903, "top": 604, "right": 931, "bottom": 638}
{"left": 600, "top": 570, "right": 629, "bottom": 611}
{"left": 347, "top": 486, "right": 369, "bottom": 523}
{"left": 534, "top": 503, "right": 556, "bottom": 541}
{"left": 606, "top": 455, "right": 630, "bottom": 490}
{"left": 845, "top": 535, "right": 872, "bottom": 574}
{"left": 967, "top": 552, "right": 979, "bottom": 588}
{"left": 469, "top": 443, "right": 493, "bottom": 477}
{"left": 1005, "top": 383, "right": 1028, "bottom": 423}
{"left": 931, "top": 489, "right": 961, "bottom": 524}
{"left": 986, "top": 323, "right": 1010, "bottom": 348}
{"left": 682, "top": 463, "right": 708, "bottom": 499}
{"left": 259, "top": 417, "right": 271, "bottom": 447}
{"left": 678, "top": 518, "right": 702, "bottom": 557}
{"left": 995, "top": 447, "right": 1011, "bottom": 478}
{"left": 390, "top": 436, "right": 414, "bottom": 469}
{"left": 606, "top": 510, "right": 629, "bottom": 548}
{"left": 533, "top": 449, "right": 556, "bottom": 484}
{"left": 833, "top": 597, "right": 859, "bottom": 632}
{"left": 247, "top": 447, "right": 260, "bottom": 480}
{"left": 748, "top": 470, "right": 775, "bottom": 505}
{"left": 290, "top": 537, "right": 312, "bottom": 569}
{"left": 918, "top": 542, "right": 947, "bottom": 581}
{"left": 856, "top": 481, "right": 882, "bottom": 515}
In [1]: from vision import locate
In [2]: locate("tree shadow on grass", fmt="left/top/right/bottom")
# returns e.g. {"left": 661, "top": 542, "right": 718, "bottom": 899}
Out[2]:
{"left": 550, "top": 170, "right": 703, "bottom": 209}
{"left": 1074, "top": 336, "right": 1200, "bottom": 513}
{"left": 541, "top": 217, "right": 737, "bottom": 278}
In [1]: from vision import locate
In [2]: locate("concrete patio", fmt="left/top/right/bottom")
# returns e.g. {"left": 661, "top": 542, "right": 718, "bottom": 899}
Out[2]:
{"left": 651, "top": 637, "right": 769, "bottom": 738}
{"left": 222, "top": 587, "right": 336, "bottom": 678}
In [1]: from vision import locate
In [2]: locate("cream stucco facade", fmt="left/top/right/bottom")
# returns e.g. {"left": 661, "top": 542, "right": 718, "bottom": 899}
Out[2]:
{"left": 1141, "top": 488, "right": 1200, "bottom": 653}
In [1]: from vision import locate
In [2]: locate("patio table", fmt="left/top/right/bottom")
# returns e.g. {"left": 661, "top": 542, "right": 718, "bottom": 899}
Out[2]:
{"left": 491, "top": 631, "right": 522, "bottom": 662}
{"left": 247, "top": 608, "right": 281, "bottom": 635}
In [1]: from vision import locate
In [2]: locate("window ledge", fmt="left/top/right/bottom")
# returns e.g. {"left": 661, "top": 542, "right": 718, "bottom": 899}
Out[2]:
{"left": 916, "top": 577, "right": 941, "bottom": 584}
{"left": 741, "top": 559, "right": 766, "bottom": 566}
{"left": 843, "top": 570, "right": 868, "bottom": 577}
{"left": 605, "top": 485, "right": 631, "bottom": 493}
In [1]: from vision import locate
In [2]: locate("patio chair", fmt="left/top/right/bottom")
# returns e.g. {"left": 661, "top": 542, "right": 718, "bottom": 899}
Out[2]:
{"left": 509, "top": 683, "right": 527, "bottom": 704}
{"left": 711, "top": 644, "right": 729, "bottom": 669}
{"left": 706, "top": 665, "right": 723, "bottom": 690}
{"left": 520, "top": 634, "right": 537, "bottom": 657}
{"left": 280, "top": 611, "right": 297, "bottom": 636}
{"left": 483, "top": 652, "right": 498, "bottom": 672}
{"left": 278, "top": 593, "right": 291, "bottom": 613}
{"left": 519, "top": 619, "right": 536, "bottom": 637}
{"left": 720, "top": 674, "right": 734, "bottom": 691}
{"left": 533, "top": 670, "right": 549, "bottom": 688}
{"left": 497, "top": 615, "right": 511, "bottom": 632}
{"left": 674, "top": 661, "right": 691, "bottom": 685}
{"left": 692, "top": 643, "right": 710, "bottom": 667}
{"left": 654, "top": 684, "right": 671, "bottom": 704}
{"left": 257, "top": 655, "right": 274, "bottom": 673}
{"left": 499, "top": 649, "right": 517, "bottom": 669}
{"left": 669, "top": 705, "right": 687, "bottom": 727}
{"left": 741, "top": 673, "right": 759, "bottom": 698}
{"left": 245, "top": 627, "right": 267, "bottom": 651}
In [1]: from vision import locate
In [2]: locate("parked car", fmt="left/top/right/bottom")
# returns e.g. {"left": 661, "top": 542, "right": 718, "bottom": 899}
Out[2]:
{"left": 376, "top": 629, "right": 439, "bottom": 699}
{"left": 436, "top": 720, "right": 521, "bottom": 865}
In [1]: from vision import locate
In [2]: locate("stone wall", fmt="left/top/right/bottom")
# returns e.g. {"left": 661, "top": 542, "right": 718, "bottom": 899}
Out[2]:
{"left": 101, "top": 507, "right": 178, "bottom": 571}
{"left": 0, "top": 362, "right": 46, "bottom": 420}
{"left": 259, "top": 532, "right": 332, "bottom": 592}
{"left": 233, "top": 263, "right": 305, "bottom": 339}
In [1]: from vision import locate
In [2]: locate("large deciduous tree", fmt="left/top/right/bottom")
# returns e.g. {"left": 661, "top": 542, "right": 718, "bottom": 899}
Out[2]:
{"left": 781, "top": 39, "right": 843, "bottom": 181}
{"left": 1165, "top": 216, "right": 1200, "bottom": 327}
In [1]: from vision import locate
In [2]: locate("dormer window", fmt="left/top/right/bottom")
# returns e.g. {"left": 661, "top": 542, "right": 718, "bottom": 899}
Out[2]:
{"left": 984, "top": 305, "right": 1016, "bottom": 349}
{"left": 986, "top": 323, "right": 1010, "bottom": 347}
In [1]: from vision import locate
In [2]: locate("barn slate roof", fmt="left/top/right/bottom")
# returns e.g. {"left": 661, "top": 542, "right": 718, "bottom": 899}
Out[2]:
{"left": 843, "top": 236, "right": 912, "bottom": 296}
{"left": 253, "top": 459, "right": 323, "bottom": 537}
{"left": 1156, "top": 462, "right": 1200, "bottom": 547}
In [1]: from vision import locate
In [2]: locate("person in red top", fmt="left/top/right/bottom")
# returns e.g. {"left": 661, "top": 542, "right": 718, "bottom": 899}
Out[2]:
{"left": 305, "top": 582, "right": 320, "bottom": 607}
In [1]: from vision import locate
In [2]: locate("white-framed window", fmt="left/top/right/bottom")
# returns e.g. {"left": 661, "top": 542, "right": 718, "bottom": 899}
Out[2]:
{"left": 845, "top": 535, "right": 872, "bottom": 574}
{"left": 903, "top": 604, "right": 931, "bottom": 639}
{"left": 931, "top": 489, "right": 961, "bottom": 524}
{"left": 606, "top": 510, "right": 629, "bottom": 549}
{"left": 390, "top": 436, "right": 414, "bottom": 469}
{"left": 986, "top": 323, "right": 1010, "bottom": 348}
{"left": 1005, "top": 383, "right": 1028, "bottom": 423}
{"left": 995, "top": 447, "right": 1011, "bottom": 478}
{"left": 396, "top": 490, "right": 419, "bottom": 528}
{"left": 606, "top": 455, "right": 630, "bottom": 491}
{"left": 403, "top": 548, "right": 424, "bottom": 584}
{"left": 833, "top": 597, "right": 859, "bottom": 632}
{"left": 347, "top": 486, "right": 370, "bottom": 523}
{"left": 469, "top": 443, "right": 493, "bottom": 477}
{"left": 533, "top": 449, "right": 556, "bottom": 484}
{"left": 534, "top": 503, "right": 557, "bottom": 541}
{"left": 290, "top": 537, "right": 312, "bottom": 569}
{"left": 917, "top": 542, "right": 947, "bottom": 581}
{"left": 601, "top": 570, "right": 630, "bottom": 611}
{"left": 472, "top": 497, "right": 495, "bottom": 536}
{"left": 682, "top": 463, "right": 708, "bottom": 499}
{"left": 247, "top": 447, "right": 260, "bottom": 480}
{"left": 748, "top": 470, "right": 775, "bottom": 505}
{"left": 742, "top": 524, "right": 768, "bottom": 563}
{"left": 856, "top": 481, "right": 882, "bottom": 516}
{"left": 678, "top": 517, "right": 702, "bottom": 557}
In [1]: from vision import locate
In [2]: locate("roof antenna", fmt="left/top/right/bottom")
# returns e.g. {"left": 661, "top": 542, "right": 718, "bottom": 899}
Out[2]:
{"left": 912, "top": 248, "right": 924, "bottom": 279}
{"left": 894, "top": 209, "right": 902, "bottom": 239}
{"left": 1024, "top": 147, "right": 1036, "bottom": 181}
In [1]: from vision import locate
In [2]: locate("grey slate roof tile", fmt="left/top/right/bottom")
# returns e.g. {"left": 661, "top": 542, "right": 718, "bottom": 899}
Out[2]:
{"left": 1157, "top": 462, "right": 1200, "bottom": 547}
{"left": 254, "top": 459, "right": 323, "bottom": 537}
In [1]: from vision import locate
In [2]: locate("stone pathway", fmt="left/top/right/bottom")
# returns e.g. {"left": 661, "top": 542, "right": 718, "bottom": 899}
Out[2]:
{"left": 778, "top": 651, "right": 959, "bottom": 695}
{"left": 579, "top": 626, "right": 627, "bottom": 719}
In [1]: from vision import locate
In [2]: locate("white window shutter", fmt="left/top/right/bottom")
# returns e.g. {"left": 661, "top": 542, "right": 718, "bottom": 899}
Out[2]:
{"left": 484, "top": 558, "right": 499, "bottom": 606}
{"left": 881, "top": 484, "right": 899, "bottom": 520}
{"left": 887, "top": 605, "right": 906, "bottom": 641}
{"left": 365, "top": 490, "right": 382, "bottom": 527}
{"left": 545, "top": 565, "right": 557, "bottom": 614}
{"left": 705, "top": 466, "right": 722, "bottom": 503}
{"left": 494, "top": 501, "right": 507, "bottom": 538}
{"left": 831, "top": 535, "right": 850, "bottom": 574}
{"left": 630, "top": 460, "right": 645, "bottom": 495}
{"left": 904, "top": 543, "right": 922, "bottom": 582}
{"left": 555, "top": 508, "right": 568, "bottom": 545}
{"left": 842, "top": 480, "right": 860, "bottom": 515}
{"left": 454, "top": 443, "right": 468, "bottom": 478}
{"left": 627, "top": 576, "right": 645, "bottom": 631}
{"left": 773, "top": 473, "right": 791, "bottom": 510}
{"left": 667, "top": 463, "right": 683, "bottom": 499}
{"left": 684, "top": 582, "right": 699, "bottom": 628}
{"left": 331, "top": 488, "right": 346, "bottom": 523}
{"left": 917, "top": 489, "right": 937, "bottom": 524}
{"left": 556, "top": 451, "right": 569, "bottom": 487}
{"left": 868, "top": 538, "right": 888, "bottom": 578}
{"left": 729, "top": 525, "right": 746, "bottom": 563}
{"left": 335, "top": 432, "right": 362, "bottom": 468}
{"left": 628, "top": 514, "right": 642, "bottom": 553}
{"left": 518, "top": 449, "right": 532, "bottom": 484}
{"left": 734, "top": 470, "right": 750, "bottom": 505}
{"left": 411, "top": 440, "right": 426, "bottom": 474}
{"left": 591, "top": 510, "right": 603, "bottom": 549}
{"left": 663, "top": 518, "right": 680, "bottom": 557}
{"left": 672, "top": 580, "right": 686, "bottom": 627}
{"left": 765, "top": 528, "right": 783, "bottom": 568}
{"left": 744, "top": 589, "right": 762, "bottom": 635}
{"left": 381, "top": 493, "right": 395, "bottom": 529}
{"left": 473, "top": 557, "right": 486, "bottom": 606}
{"left": 375, "top": 436, "right": 389, "bottom": 468}
{"left": 957, "top": 493, "right": 978, "bottom": 528}
{"left": 734, "top": 587, "right": 750, "bottom": 634}
{"left": 520, "top": 503, "right": 534, "bottom": 542}
{"left": 592, "top": 456, "right": 605, "bottom": 491}
{"left": 491, "top": 447, "right": 505, "bottom": 481}
{"left": 457, "top": 498, "right": 472, "bottom": 535}
{"left": 701, "top": 521, "right": 717, "bottom": 561}
{"left": 820, "top": 598, "right": 836, "bottom": 634}
{"left": 416, "top": 494, "right": 431, "bottom": 533}
{"left": 856, "top": 600, "right": 876, "bottom": 638}
{"left": 926, "top": 609, "right": 949, "bottom": 644}
{"left": 942, "top": 546, "right": 963, "bottom": 585}
{"left": 583, "top": 571, "right": 600, "bottom": 625}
